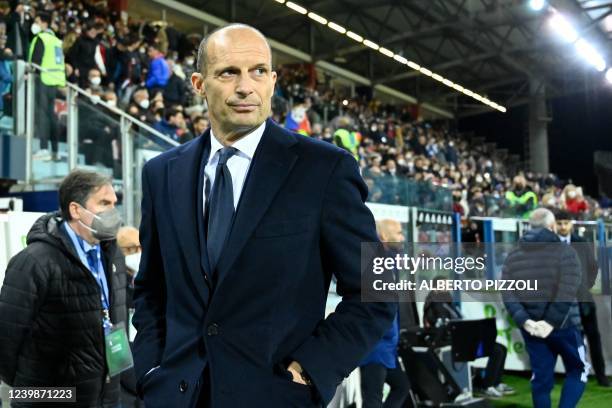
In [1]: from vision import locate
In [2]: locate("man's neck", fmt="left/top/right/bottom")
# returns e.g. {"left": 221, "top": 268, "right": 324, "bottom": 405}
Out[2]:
{"left": 67, "top": 220, "right": 99, "bottom": 246}
{"left": 211, "top": 122, "right": 262, "bottom": 146}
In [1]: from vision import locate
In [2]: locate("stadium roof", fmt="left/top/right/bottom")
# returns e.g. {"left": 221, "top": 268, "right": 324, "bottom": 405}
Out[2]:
{"left": 146, "top": 0, "right": 612, "bottom": 117}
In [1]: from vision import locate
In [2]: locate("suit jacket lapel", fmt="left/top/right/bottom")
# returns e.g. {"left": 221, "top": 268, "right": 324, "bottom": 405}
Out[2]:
{"left": 168, "top": 133, "right": 212, "bottom": 305}
{"left": 215, "top": 120, "right": 298, "bottom": 287}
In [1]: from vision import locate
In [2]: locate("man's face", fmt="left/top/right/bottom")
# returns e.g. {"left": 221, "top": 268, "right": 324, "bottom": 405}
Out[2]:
{"left": 556, "top": 219, "right": 573, "bottom": 237}
{"left": 170, "top": 112, "right": 183, "bottom": 126}
{"left": 194, "top": 119, "right": 208, "bottom": 134}
{"left": 381, "top": 220, "right": 405, "bottom": 250}
{"left": 70, "top": 184, "right": 117, "bottom": 243}
{"left": 191, "top": 28, "right": 277, "bottom": 140}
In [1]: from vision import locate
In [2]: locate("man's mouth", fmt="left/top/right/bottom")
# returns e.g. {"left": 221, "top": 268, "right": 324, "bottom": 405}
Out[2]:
{"left": 229, "top": 103, "right": 258, "bottom": 112}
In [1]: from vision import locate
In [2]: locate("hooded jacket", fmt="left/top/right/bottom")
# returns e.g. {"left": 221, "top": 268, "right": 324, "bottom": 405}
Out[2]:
{"left": 501, "top": 227, "right": 582, "bottom": 330}
{"left": 0, "top": 212, "right": 127, "bottom": 407}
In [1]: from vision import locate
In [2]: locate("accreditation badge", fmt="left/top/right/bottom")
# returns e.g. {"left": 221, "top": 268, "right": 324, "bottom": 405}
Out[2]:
{"left": 105, "top": 322, "right": 134, "bottom": 377}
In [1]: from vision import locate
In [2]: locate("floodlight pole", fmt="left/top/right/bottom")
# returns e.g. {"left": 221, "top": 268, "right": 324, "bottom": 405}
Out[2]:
{"left": 528, "top": 79, "right": 550, "bottom": 174}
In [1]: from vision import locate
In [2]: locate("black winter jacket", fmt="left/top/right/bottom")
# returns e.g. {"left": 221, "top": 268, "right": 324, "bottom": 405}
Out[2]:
{"left": 0, "top": 212, "right": 127, "bottom": 407}
{"left": 502, "top": 228, "right": 582, "bottom": 330}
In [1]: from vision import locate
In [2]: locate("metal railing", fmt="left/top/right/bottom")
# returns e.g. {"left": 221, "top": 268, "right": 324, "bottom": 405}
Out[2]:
{"left": 20, "top": 61, "right": 180, "bottom": 226}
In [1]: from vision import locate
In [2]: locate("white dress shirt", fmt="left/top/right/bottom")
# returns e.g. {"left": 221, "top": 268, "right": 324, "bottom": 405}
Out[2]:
{"left": 559, "top": 234, "right": 571, "bottom": 244}
{"left": 203, "top": 121, "right": 266, "bottom": 212}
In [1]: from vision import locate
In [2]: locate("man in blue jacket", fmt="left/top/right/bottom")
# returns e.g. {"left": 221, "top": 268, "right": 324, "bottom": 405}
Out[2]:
{"left": 502, "top": 208, "right": 589, "bottom": 408}
{"left": 145, "top": 43, "right": 169, "bottom": 94}
{"left": 360, "top": 219, "right": 410, "bottom": 408}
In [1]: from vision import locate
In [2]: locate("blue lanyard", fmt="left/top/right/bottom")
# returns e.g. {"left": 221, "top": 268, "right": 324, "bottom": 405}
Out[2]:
{"left": 78, "top": 238, "right": 112, "bottom": 333}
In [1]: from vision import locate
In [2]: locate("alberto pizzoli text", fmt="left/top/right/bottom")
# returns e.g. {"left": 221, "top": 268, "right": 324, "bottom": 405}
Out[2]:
{"left": 372, "top": 279, "right": 538, "bottom": 292}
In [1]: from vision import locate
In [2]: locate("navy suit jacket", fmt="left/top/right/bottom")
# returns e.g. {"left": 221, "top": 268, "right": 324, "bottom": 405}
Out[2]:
{"left": 132, "top": 119, "right": 396, "bottom": 407}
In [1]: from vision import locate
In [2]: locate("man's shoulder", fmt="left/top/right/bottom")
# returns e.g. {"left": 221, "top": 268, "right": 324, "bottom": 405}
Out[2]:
{"left": 142, "top": 138, "right": 197, "bottom": 174}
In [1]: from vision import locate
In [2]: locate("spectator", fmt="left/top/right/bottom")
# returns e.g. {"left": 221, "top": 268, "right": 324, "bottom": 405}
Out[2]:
{"left": 0, "top": 170, "right": 127, "bottom": 408}
{"left": 191, "top": 115, "right": 209, "bottom": 137}
{"left": 562, "top": 184, "right": 589, "bottom": 215}
{"left": 6, "top": 0, "right": 31, "bottom": 59}
{"left": 0, "top": 30, "right": 13, "bottom": 115}
{"left": 28, "top": 11, "right": 64, "bottom": 162}
{"left": 145, "top": 43, "right": 169, "bottom": 93}
{"left": 162, "top": 58, "right": 189, "bottom": 106}
{"left": 505, "top": 175, "right": 538, "bottom": 219}
{"left": 127, "top": 87, "right": 153, "bottom": 123}
{"left": 153, "top": 106, "right": 193, "bottom": 144}
{"left": 86, "top": 67, "right": 103, "bottom": 92}
{"left": 66, "top": 19, "right": 106, "bottom": 88}
{"left": 334, "top": 116, "right": 360, "bottom": 161}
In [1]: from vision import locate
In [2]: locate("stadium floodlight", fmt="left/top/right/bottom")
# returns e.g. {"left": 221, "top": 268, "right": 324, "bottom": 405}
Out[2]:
{"left": 286, "top": 1, "right": 307, "bottom": 14}
{"left": 606, "top": 68, "right": 612, "bottom": 83}
{"left": 575, "top": 39, "right": 607, "bottom": 72}
{"left": 393, "top": 55, "right": 408, "bottom": 64}
{"left": 346, "top": 31, "right": 363, "bottom": 43}
{"left": 419, "top": 67, "right": 432, "bottom": 76}
{"left": 271, "top": 0, "right": 507, "bottom": 112}
{"left": 307, "top": 12, "right": 327, "bottom": 25}
{"left": 529, "top": 0, "right": 546, "bottom": 11}
{"left": 550, "top": 13, "right": 578, "bottom": 43}
{"left": 406, "top": 61, "right": 421, "bottom": 70}
{"left": 327, "top": 21, "right": 346, "bottom": 34}
{"left": 363, "top": 39, "right": 380, "bottom": 50}
{"left": 379, "top": 47, "right": 394, "bottom": 58}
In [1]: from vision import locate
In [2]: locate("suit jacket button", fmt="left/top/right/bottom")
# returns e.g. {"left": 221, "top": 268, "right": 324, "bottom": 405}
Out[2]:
{"left": 179, "top": 380, "right": 188, "bottom": 392}
{"left": 207, "top": 323, "right": 219, "bottom": 336}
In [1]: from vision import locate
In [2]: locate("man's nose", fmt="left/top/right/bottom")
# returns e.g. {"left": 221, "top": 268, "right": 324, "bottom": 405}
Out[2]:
{"left": 235, "top": 75, "right": 254, "bottom": 96}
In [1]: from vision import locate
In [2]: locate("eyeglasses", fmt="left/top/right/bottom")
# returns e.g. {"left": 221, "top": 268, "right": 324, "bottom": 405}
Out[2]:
{"left": 121, "top": 245, "right": 141, "bottom": 255}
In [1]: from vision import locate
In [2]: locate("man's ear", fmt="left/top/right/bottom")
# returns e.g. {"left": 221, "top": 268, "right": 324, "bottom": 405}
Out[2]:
{"left": 68, "top": 202, "right": 81, "bottom": 221}
{"left": 191, "top": 72, "right": 205, "bottom": 97}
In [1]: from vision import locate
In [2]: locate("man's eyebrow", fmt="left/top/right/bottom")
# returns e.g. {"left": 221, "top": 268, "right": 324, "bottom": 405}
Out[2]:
{"left": 213, "top": 65, "right": 240, "bottom": 75}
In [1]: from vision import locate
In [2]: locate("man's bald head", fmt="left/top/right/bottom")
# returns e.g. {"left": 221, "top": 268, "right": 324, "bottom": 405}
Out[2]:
{"left": 376, "top": 219, "right": 405, "bottom": 247}
{"left": 196, "top": 23, "right": 272, "bottom": 75}
{"left": 117, "top": 226, "right": 140, "bottom": 256}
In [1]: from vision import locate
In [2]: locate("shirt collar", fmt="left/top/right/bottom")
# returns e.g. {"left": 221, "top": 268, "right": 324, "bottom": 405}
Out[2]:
{"left": 558, "top": 234, "right": 571, "bottom": 243}
{"left": 63, "top": 221, "right": 99, "bottom": 253}
{"left": 209, "top": 121, "right": 266, "bottom": 161}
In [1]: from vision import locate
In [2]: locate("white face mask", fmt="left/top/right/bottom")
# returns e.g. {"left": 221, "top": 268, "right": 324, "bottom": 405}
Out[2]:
{"left": 89, "top": 77, "right": 101, "bottom": 86}
{"left": 138, "top": 99, "right": 150, "bottom": 110}
{"left": 125, "top": 252, "right": 142, "bottom": 274}
{"left": 185, "top": 58, "right": 195, "bottom": 66}
{"left": 31, "top": 23, "right": 42, "bottom": 35}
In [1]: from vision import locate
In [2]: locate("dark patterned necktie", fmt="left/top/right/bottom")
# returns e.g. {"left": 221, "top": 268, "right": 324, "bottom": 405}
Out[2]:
{"left": 206, "top": 146, "right": 237, "bottom": 274}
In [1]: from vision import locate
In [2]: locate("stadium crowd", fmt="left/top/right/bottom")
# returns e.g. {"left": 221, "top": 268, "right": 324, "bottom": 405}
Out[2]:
{"left": 1, "top": 0, "right": 607, "bottom": 220}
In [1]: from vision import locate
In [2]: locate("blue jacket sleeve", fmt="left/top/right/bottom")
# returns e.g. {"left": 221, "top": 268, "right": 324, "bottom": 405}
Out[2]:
{"left": 146, "top": 58, "right": 168, "bottom": 88}
{"left": 290, "top": 152, "right": 397, "bottom": 404}
{"left": 132, "top": 163, "right": 167, "bottom": 390}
